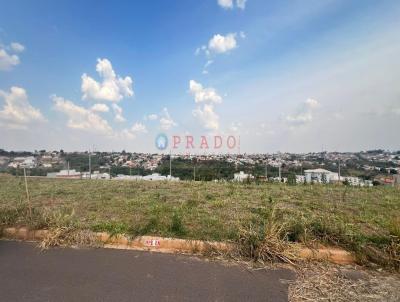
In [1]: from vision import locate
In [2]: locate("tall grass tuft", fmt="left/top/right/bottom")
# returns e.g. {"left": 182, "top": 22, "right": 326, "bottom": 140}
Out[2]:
{"left": 236, "top": 204, "right": 297, "bottom": 264}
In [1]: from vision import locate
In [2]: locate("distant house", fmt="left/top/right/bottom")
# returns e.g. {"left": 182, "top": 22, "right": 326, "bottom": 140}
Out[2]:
{"left": 0, "top": 156, "right": 9, "bottom": 166}
{"left": 296, "top": 175, "right": 305, "bottom": 184}
{"left": 304, "top": 169, "right": 338, "bottom": 183}
{"left": 233, "top": 171, "right": 254, "bottom": 182}
{"left": 114, "top": 175, "right": 143, "bottom": 181}
{"left": 375, "top": 174, "right": 400, "bottom": 186}
{"left": 82, "top": 171, "right": 110, "bottom": 180}
{"left": 9, "top": 156, "right": 37, "bottom": 169}
{"left": 55, "top": 169, "right": 81, "bottom": 179}
{"left": 270, "top": 177, "right": 287, "bottom": 183}
{"left": 141, "top": 173, "right": 179, "bottom": 181}
{"left": 143, "top": 173, "right": 167, "bottom": 181}
{"left": 341, "top": 176, "right": 361, "bottom": 186}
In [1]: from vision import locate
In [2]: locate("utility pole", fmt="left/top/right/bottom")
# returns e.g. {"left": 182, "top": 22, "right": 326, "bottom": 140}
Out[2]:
{"left": 193, "top": 165, "right": 196, "bottom": 181}
{"left": 67, "top": 161, "right": 70, "bottom": 176}
{"left": 23, "top": 168, "right": 32, "bottom": 220}
{"left": 89, "top": 150, "right": 91, "bottom": 180}
{"left": 278, "top": 165, "right": 281, "bottom": 180}
{"left": 265, "top": 164, "right": 268, "bottom": 180}
{"left": 338, "top": 160, "right": 341, "bottom": 182}
{"left": 169, "top": 150, "right": 172, "bottom": 177}
{"left": 109, "top": 166, "right": 111, "bottom": 180}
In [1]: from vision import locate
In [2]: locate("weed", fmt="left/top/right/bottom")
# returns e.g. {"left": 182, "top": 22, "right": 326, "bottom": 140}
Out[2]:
{"left": 205, "top": 193, "right": 214, "bottom": 201}
{"left": 186, "top": 199, "right": 200, "bottom": 208}
{"left": 0, "top": 203, "right": 27, "bottom": 226}
{"left": 91, "top": 221, "right": 131, "bottom": 236}
{"left": 170, "top": 211, "right": 186, "bottom": 236}
{"left": 40, "top": 227, "right": 99, "bottom": 249}
{"left": 211, "top": 200, "right": 226, "bottom": 208}
{"left": 236, "top": 204, "right": 297, "bottom": 264}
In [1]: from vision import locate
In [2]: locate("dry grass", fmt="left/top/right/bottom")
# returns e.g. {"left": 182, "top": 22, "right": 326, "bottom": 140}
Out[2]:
{"left": 289, "top": 263, "right": 400, "bottom": 302}
{"left": 39, "top": 227, "right": 100, "bottom": 249}
{"left": 0, "top": 175, "right": 399, "bottom": 268}
{"left": 235, "top": 205, "right": 298, "bottom": 265}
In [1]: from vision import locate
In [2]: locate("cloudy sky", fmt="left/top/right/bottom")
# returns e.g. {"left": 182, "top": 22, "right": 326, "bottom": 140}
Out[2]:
{"left": 0, "top": 0, "right": 399, "bottom": 153}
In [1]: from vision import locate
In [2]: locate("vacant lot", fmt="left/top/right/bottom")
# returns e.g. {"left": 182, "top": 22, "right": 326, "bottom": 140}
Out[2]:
{"left": 0, "top": 175, "right": 399, "bottom": 268}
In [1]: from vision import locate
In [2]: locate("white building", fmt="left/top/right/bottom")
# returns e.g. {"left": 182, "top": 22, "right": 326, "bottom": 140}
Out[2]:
{"left": 56, "top": 169, "right": 81, "bottom": 179}
{"left": 304, "top": 169, "right": 339, "bottom": 183}
{"left": 9, "top": 156, "right": 37, "bottom": 169}
{"left": 114, "top": 175, "right": 143, "bottom": 181}
{"left": 113, "top": 173, "right": 179, "bottom": 181}
{"left": 341, "top": 176, "right": 360, "bottom": 186}
{"left": 233, "top": 171, "right": 254, "bottom": 182}
{"left": 81, "top": 171, "right": 111, "bottom": 180}
{"left": 143, "top": 173, "right": 167, "bottom": 181}
{"left": 296, "top": 175, "right": 305, "bottom": 184}
{"left": 269, "top": 177, "right": 287, "bottom": 183}
{"left": 341, "top": 176, "right": 372, "bottom": 187}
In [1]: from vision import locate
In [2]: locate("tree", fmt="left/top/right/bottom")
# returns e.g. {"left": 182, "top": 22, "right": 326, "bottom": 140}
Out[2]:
{"left": 372, "top": 180, "right": 381, "bottom": 186}
{"left": 321, "top": 173, "right": 327, "bottom": 184}
{"left": 287, "top": 173, "right": 296, "bottom": 185}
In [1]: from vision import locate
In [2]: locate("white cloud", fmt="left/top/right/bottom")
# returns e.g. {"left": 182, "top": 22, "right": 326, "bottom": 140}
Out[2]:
{"left": 131, "top": 122, "right": 147, "bottom": 133}
{"left": 90, "top": 103, "right": 109, "bottom": 112}
{"left": 10, "top": 42, "right": 25, "bottom": 53}
{"left": 0, "top": 42, "right": 25, "bottom": 71}
{"left": 304, "top": 98, "right": 319, "bottom": 109}
{"left": 189, "top": 80, "right": 222, "bottom": 130}
{"left": 0, "top": 48, "right": 20, "bottom": 71}
{"left": 236, "top": 0, "right": 247, "bottom": 10}
{"left": 285, "top": 98, "right": 320, "bottom": 126}
{"left": 146, "top": 114, "right": 158, "bottom": 120}
{"left": 143, "top": 109, "right": 175, "bottom": 129}
{"left": 111, "top": 103, "right": 126, "bottom": 122}
{"left": 229, "top": 122, "right": 242, "bottom": 132}
{"left": 81, "top": 58, "right": 133, "bottom": 102}
{"left": 189, "top": 80, "right": 222, "bottom": 104}
{"left": 0, "top": 87, "right": 45, "bottom": 129}
{"left": 217, "top": 0, "right": 233, "bottom": 9}
{"left": 217, "top": 0, "right": 246, "bottom": 10}
{"left": 159, "top": 107, "right": 177, "bottom": 130}
{"left": 202, "top": 60, "right": 214, "bottom": 74}
{"left": 196, "top": 32, "right": 244, "bottom": 64}
{"left": 208, "top": 33, "right": 238, "bottom": 54}
{"left": 193, "top": 104, "right": 219, "bottom": 130}
{"left": 53, "top": 95, "right": 113, "bottom": 135}
{"left": 196, "top": 33, "right": 242, "bottom": 74}
{"left": 53, "top": 95, "right": 146, "bottom": 140}
{"left": 118, "top": 122, "right": 147, "bottom": 140}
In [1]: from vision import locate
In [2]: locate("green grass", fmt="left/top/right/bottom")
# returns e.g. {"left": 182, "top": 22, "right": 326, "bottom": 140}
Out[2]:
{"left": 0, "top": 174, "right": 399, "bottom": 268}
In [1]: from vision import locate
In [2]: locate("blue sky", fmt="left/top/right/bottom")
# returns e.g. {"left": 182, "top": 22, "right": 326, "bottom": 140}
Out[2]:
{"left": 1, "top": 0, "right": 399, "bottom": 152}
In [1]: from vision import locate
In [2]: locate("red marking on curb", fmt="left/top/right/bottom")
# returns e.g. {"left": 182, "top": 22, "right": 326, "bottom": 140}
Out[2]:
{"left": 145, "top": 239, "right": 160, "bottom": 247}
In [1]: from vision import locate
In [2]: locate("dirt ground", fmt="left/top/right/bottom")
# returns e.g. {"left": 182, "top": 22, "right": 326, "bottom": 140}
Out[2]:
{"left": 289, "top": 262, "right": 400, "bottom": 302}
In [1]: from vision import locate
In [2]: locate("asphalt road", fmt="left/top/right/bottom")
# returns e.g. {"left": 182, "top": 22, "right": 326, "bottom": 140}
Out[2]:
{"left": 0, "top": 240, "right": 295, "bottom": 302}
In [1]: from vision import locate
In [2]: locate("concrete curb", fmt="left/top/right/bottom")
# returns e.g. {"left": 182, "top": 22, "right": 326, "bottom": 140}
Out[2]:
{"left": 1, "top": 227, "right": 355, "bottom": 265}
